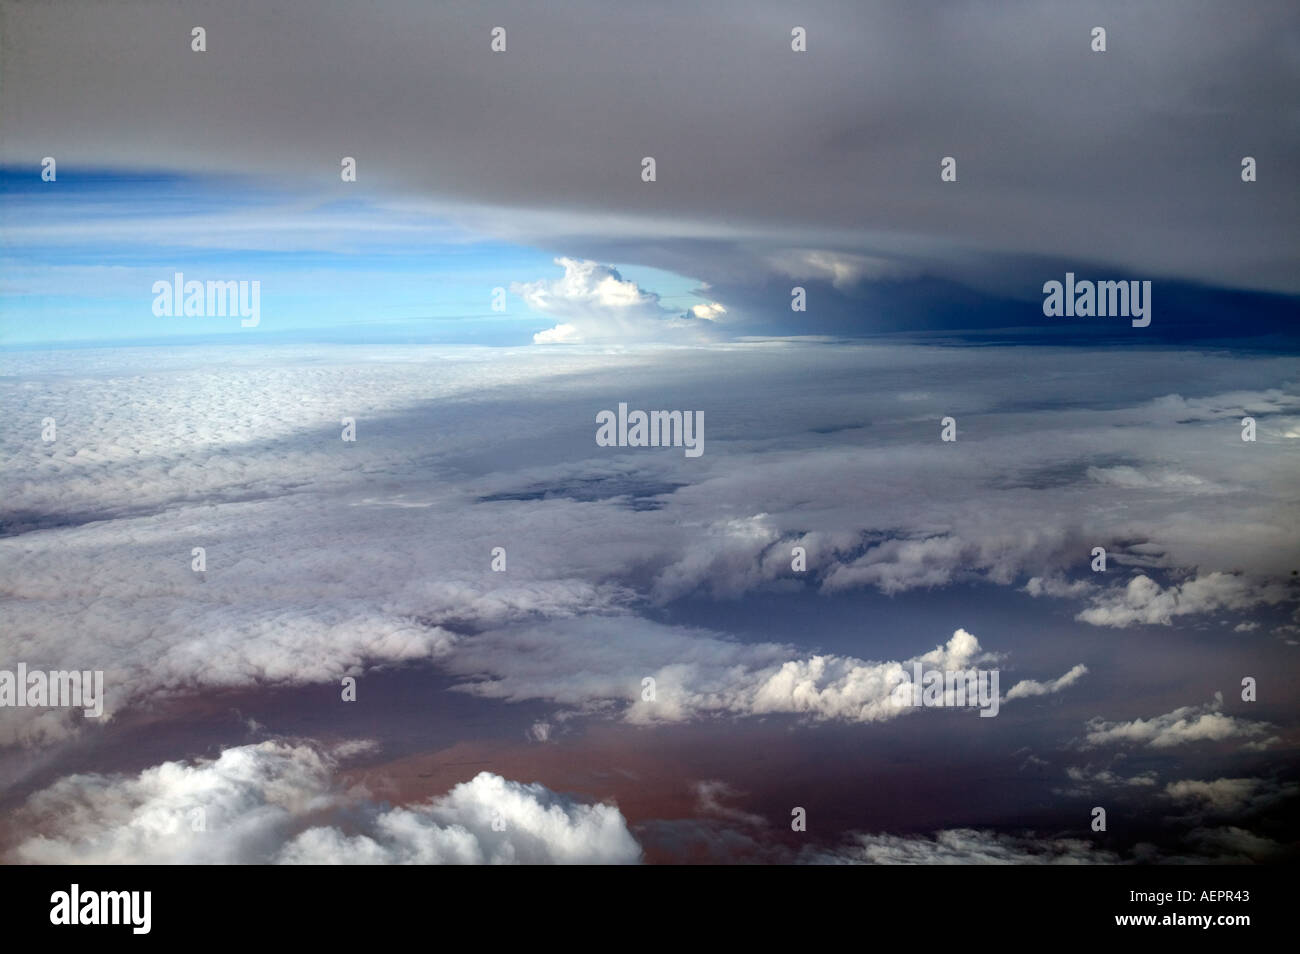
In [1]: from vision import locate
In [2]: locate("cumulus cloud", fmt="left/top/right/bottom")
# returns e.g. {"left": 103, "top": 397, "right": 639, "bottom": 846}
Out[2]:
{"left": 7, "top": 742, "right": 641, "bottom": 865}
{"left": 1005, "top": 664, "right": 1089, "bottom": 702}
{"left": 1077, "top": 573, "right": 1293, "bottom": 628}
{"left": 514, "top": 258, "right": 720, "bottom": 344}
{"left": 448, "top": 620, "right": 1035, "bottom": 726}
{"left": 689, "top": 302, "right": 727, "bottom": 321}
{"left": 1083, "top": 693, "right": 1273, "bottom": 750}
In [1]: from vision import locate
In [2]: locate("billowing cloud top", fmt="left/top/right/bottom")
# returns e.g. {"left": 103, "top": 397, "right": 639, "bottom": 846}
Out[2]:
{"left": 9, "top": 742, "right": 642, "bottom": 865}
{"left": 514, "top": 258, "right": 720, "bottom": 343}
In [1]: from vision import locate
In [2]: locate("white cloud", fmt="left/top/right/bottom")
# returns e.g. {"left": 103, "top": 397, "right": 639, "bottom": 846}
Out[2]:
{"left": 533, "top": 322, "right": 580, "bottom": 344}
{"left": 1077, "top": 573, "right": 1292, "bottom": 628}
{"left": 514, "top": 258, "right": 719, "bottom": 344}
{"left": 448, "top": 621, "right": 1029, "bottom": 726}
{"left": 7, "top": 742, "right": 641, "bottom": 865}
{"left": 1005, "top": 664, "right": 1089, "bottom": 701}
{"left": 690, "top": 302, "right": 726, "bottom": 320}
{"left": 1083, "top": 693, "right": 1273, "bottom": 750}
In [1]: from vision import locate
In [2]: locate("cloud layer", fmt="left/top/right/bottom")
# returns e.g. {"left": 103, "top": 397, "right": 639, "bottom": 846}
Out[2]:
{"left": 4, "top": 0, "right": 1296, "bottom": 297}
{"left": 2, "top": 342, "right": 1295, "bottom": 749}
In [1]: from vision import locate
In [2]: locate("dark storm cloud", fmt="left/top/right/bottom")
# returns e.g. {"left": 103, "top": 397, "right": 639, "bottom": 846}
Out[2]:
{"left": 3, "top": 0, "right": 1297, "bottom": 298}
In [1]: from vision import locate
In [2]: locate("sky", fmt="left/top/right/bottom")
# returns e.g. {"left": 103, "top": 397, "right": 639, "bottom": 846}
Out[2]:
{"left": 0, "top": 0, "right": 1298, "bottom": 867}
{"left": 0, "top": 169, "right": 712, "bottom": 345}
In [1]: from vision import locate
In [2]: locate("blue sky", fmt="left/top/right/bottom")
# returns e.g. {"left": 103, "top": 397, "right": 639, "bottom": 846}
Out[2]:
{"left": 6, "top": 164, "right": 1296, "bottom": 351}
{"left": 0, "top": 167, "right": 708, "bottom": 347}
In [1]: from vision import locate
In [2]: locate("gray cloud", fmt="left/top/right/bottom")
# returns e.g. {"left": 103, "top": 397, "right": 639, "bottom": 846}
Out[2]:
{"left": 1164, "top": 776, "right": 1299, "bottom": 816}
{"left": 805, "top": 828, "right": 1123, "bottom": 865}
{"left": 2, "top": 0, "right": 1297, "bottom": 297}
{"left": 446, "top": 621, "right": 1046, "bottom": 724}
{"left": 1, "top": 342, "right": 1295, "bottom": 750}
{"left": 1077, "top": 572, "right": 1294, "bottom": 628}
{"left": 1083, "top": 693, "right": 1274, "bottom": 750}
{"left": 1054, "top": 764, "right": 1160, "bottom": 797}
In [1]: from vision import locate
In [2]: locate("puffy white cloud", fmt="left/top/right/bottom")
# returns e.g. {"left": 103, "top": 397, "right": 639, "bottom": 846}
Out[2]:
{"left": 514, "top": 258, "right": 719, "bottom": 344}
{"left": 533, "top": 322, "right": 580, "bottom": 344}
{"left": 1083, "top": 694, "right": 1273, "bottom": 750}
{"left": 7, "top": 742, "right": 641, "bottom": 865}
{"left": 689, "top": 302, "right": 726, "bottom": 320}
{"left": 448, "top": 620, "right": 1033, "bottom": 725}
{"left": 281, "top": 771, "right": 640, "bottom": 864}
{"left": 11, "top": 741, "right": 343, "bottom": 864}
{"left": 1077, "top": 573, "right": 1293, "bottom": 628}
